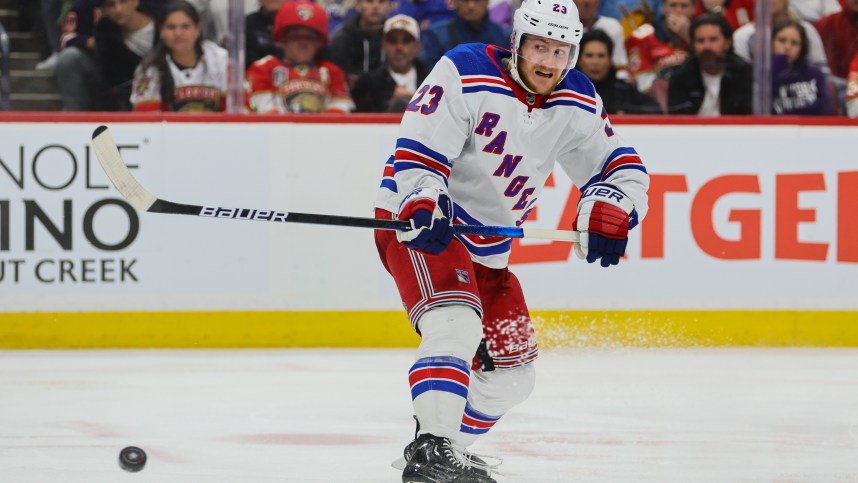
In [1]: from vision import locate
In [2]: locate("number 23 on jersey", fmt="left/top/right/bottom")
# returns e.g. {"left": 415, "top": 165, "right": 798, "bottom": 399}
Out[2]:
{"left": 406, "top": 85, "right": 444, "bottom": 115}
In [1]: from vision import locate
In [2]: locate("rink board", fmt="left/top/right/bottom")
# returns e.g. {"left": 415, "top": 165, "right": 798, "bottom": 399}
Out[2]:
{"left": 1, "top": 310, "right": 857, "bottom": 349}
{"left": 1, "top": 114, "right": 857, "bottom": 347}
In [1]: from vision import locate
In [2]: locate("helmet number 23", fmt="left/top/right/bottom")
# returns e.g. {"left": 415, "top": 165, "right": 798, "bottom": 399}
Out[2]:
{"left": 552, "top": 4, "right": 567, "bottom": 13}
{"left": 406, "top": 85, "right": 444, "bottom": 115}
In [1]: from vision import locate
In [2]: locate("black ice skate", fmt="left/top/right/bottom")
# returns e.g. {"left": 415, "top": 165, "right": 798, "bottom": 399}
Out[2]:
{"left": 401, "top": 433, "right": 497, "bottom": 483}
{"left": 402, "top": 438, "right": 494, "bottom": 476}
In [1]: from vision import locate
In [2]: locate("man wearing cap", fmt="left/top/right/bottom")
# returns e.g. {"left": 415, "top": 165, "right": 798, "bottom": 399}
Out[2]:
{"left": 352, "top": 14, "right": 431, "bottom": 112}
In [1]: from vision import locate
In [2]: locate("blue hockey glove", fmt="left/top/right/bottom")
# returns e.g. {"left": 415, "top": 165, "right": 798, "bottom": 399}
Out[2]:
{"left": 396, "top": 188, "right": 455, "bottom": 255}
{"left": 574, "top": 183, "right": 633, "bottom": 267}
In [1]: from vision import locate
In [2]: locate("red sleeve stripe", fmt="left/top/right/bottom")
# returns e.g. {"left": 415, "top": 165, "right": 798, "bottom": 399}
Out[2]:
{"left": 395, "top": 149, "right": 452, "bottom": 178}
{"left": 461, "top": 75, "right": 507, "bottom": 87}
{"left": 548, "top": 89, "right": 597, "bottom": 106}
{"left": 603, "top": 153, "right": 643, "bottom": 176}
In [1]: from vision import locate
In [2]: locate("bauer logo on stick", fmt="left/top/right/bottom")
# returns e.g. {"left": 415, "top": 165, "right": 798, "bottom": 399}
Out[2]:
{"left": 200, "top": 206, "right": 290, "bottom": 222}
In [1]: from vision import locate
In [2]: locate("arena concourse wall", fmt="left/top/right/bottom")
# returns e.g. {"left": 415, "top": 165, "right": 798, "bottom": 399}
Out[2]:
{"left": 1, "top": 113, "right": 856, "bottom": 348}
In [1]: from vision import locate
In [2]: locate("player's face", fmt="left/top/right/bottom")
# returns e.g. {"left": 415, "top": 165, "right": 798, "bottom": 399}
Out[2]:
{"left": 577, "top": 40, "right": 611, "bottom": 82}
{"left": 383, "top": 30, "right": 420, "bottom": 73}
{"left": 160, "top": 11, "right": 200, "bottom": 57}
{"left": 104, "top": 0, "right": 140, "bottom": 27}
{"left": 282, "top": 27, "right": 321, "bottom": 65}
{"left": 772, "top": 25, "right": 802, "bottom": 64}
{"left": 517, "top": 35, "right": 574, "bottom": 95}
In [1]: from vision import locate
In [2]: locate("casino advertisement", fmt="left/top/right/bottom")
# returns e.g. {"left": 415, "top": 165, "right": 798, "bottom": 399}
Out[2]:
{"left": 1, "top": 120, "right": 856, "bottom": 313}
{"left": 0, "top": 123, "right": 275, "bottom": 311}
{"left": 0, "top": 136, "right": 141, "bottom": 287}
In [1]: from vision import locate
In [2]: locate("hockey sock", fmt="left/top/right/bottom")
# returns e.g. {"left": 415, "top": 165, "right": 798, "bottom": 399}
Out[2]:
{"left": 410, "top": 305, "right": 483, "bottom": 439}
{"left": 457, "top": 402, "right": 502, "bottom": 448}
{"left": 454, "top": 363, "right": 536, "bottom": 448}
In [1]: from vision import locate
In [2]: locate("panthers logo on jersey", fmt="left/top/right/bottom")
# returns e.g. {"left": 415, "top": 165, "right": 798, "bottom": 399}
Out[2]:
{"left": 283, "top": 91, "right": 325, "bottom": 113}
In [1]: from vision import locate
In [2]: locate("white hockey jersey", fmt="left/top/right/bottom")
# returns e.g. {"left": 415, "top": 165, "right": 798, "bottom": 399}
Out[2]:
{"left": 374, "top": 43, "right": 650, "bottom": 269}
{"left": 130, "top": 40, "right": 228, "bottom": 112}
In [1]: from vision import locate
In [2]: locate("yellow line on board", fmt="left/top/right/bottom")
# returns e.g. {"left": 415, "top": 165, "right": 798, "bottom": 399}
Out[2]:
{"left": 532, "top": 311, "right": 858, "bottom": 348}
{"left": 0, "top": 311, "right": 417, "bottom": 349}
{"left": 0, "top": 311, "right": 856, "bottom": 349}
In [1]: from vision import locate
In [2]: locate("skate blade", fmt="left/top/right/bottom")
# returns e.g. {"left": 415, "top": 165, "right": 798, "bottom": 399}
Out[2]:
{"left": 392, "top": 456, "right": 505, "bottom": 478}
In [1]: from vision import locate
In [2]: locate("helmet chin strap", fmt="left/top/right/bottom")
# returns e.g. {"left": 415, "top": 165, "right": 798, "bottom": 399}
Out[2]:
{"left": 508, "top": 53, "right": 539, "bottom": 95}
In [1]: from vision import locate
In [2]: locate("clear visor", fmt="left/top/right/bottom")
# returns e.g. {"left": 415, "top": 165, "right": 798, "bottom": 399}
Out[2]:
{"left": 515, "top": 34, "right": 576, "bottom": 92}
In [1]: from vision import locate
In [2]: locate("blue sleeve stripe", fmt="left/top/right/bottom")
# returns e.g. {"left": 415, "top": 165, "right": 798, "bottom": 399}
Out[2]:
{"left": 462, "top": 85, "right": 516, "bottom": 98}
{"left": 395, "top": 138, "right": 450, "bottom": 167}
{"left": 380, "top": 178, "right": 397, "bottom": 192}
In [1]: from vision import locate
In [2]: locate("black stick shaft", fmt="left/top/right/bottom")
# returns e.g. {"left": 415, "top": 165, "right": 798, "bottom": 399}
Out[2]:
{"left": 149, "top": 199, "right": 524, "bottom": 237}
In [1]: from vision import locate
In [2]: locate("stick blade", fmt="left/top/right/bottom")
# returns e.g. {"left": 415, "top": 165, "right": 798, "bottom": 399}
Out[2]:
{"left": 92, "top": 125, "right": 157, "bottom": 212}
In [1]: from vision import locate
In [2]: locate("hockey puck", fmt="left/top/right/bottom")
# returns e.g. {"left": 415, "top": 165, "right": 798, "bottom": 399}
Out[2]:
{"left": 118, "top": 446, "right": 147, "bottom": 472}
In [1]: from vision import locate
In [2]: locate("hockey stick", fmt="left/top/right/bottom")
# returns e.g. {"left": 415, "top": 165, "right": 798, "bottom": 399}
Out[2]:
{"left": 91, "top": 125, "right": 579, "bottom": 242}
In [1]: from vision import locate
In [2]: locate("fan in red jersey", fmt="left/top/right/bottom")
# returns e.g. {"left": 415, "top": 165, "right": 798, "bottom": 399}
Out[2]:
{"left": 245, "top": 1, "right": 355, "bottom": 113}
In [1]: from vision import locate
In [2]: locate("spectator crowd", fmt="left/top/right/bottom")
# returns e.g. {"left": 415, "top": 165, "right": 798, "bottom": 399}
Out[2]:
{"left": 30, "top": 0, "right": 858, "bottom": 116}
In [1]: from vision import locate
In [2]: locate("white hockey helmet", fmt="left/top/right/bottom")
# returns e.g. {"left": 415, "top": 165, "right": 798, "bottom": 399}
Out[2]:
{"left": 510, "top": 0, "right": 584, "bottom": 93}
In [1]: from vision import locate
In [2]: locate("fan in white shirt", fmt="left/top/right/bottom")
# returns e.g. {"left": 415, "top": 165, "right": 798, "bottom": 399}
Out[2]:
{"left": 131, "top": 1, "right": 228, "bottom": 112}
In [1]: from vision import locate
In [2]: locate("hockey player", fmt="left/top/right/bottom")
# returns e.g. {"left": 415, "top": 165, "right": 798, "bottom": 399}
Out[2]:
{"left": 373, "top": 0, "right": 650, "bottom": 480}
{"left": 245, "top": 1, "right": 354, "bottom": 113}
{"left": 131, "top": 0, "right": 228, "bottom": 112}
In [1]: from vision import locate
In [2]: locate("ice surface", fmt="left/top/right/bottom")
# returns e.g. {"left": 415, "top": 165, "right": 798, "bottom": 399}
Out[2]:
{"left": 1, "top": 348, "right": 857, "bottom": 482}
